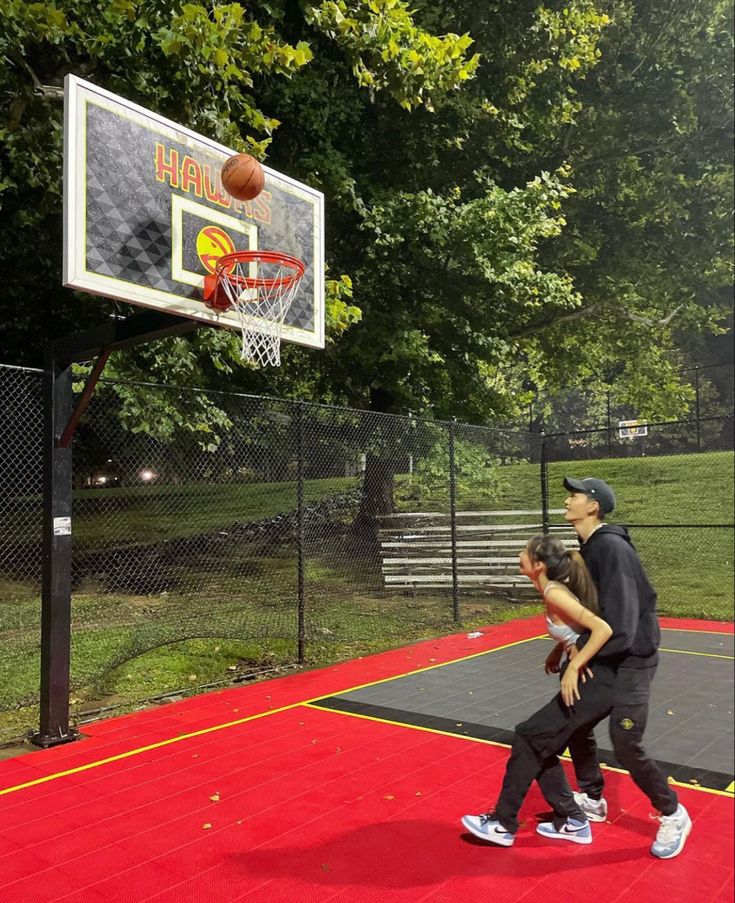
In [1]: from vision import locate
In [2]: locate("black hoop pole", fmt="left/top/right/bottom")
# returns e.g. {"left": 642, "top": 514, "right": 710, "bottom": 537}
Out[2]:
{"left": 36, "top": 349, "right": 76, "bottom": 748}
{"left": 34, "top": 311, "right": 199, "bottom": 748}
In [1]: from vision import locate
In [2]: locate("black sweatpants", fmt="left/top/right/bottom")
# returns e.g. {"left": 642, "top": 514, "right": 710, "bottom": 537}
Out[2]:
{"left": 493, "top": 663, "right": 617, "bottom": 834}
{"left": 569, "top": 666, "right": 678, "bottom": 816}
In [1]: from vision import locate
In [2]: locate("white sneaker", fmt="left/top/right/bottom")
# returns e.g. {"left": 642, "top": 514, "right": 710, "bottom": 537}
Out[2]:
{"left": 650, "top": 804, "right": 692, "bottom": 859}
{"left": 573, "top": 791, "right": 608, "bottom": 823}
{"left": 461, "top": 813, "right": 515, "bottom": 846}
{"left": 536, "top": 817, "right": 592, "bottom": 845}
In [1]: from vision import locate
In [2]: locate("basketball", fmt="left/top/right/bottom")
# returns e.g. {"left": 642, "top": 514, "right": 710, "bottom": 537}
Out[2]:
{"left": 221, "top": 153, "right": 265, "bottom": 201}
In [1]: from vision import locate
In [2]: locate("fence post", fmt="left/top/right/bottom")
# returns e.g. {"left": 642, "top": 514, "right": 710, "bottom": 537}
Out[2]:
{"left": 448, "top": 420, "right": 459, "bottom": 622}
{"left": 541, "top": 433, "right": 550, "bottom": 534}
{"left": 695, "top": 369, "right": 701, "bottom": 451}
{"left": 35, "top": 348, "right": 75, "bottom": 747}
{"left": 295, "top": 402, "right": 306, "bottom": 663}
{"left": 606, "top": 392, "right": 613, "bottom": 456}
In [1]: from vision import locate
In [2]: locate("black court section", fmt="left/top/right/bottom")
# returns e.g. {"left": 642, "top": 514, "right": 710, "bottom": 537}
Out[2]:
{"left": 312, "top": 630, "right": 734, "bottom": 792}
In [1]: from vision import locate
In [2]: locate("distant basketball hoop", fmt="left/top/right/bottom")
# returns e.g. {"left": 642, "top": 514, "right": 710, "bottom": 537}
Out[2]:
{"left": 618, "top": 419, "right": 648, "bottom": 440}
{"left": 203, "top": 250, "right": 305, "bottom": 367}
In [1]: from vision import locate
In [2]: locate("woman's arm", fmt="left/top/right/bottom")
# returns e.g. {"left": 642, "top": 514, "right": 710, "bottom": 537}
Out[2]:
{"left": 545, "top": 585, "right": 612, "bottom": 705}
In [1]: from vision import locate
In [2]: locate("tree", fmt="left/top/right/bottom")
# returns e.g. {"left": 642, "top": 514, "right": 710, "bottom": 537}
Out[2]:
{"left": 1, "top": 0, "right": 730, "bottom": 434}
{"left": 528, "top": 0, "right": 734, "bottom": 419}
{"left": 0, "top": 0, "right": 476, "bottom": 380}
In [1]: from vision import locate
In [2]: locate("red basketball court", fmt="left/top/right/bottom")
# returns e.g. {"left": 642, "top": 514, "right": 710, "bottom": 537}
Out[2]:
{"left": 1, "top": 616, "right": 732, "bottom": 903}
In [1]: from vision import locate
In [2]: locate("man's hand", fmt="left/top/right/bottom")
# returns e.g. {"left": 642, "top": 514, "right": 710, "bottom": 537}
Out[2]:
{"left": 544, "top": 644, "right": 564, "bottom": 674}
{"left": 566, "top": 643, "right": 593, "bottom": 682}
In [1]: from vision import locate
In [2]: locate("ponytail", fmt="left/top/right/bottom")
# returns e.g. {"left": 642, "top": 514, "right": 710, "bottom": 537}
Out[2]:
{"left": 566, "top": 549, "right": 599, "bottom": 614}
{"left": 525, "top": 534, "right": 599, "bottom": 613}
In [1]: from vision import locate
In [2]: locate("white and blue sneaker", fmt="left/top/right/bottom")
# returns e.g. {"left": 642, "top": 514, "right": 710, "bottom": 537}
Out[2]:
{"left": 461, "top": 813, "right": 515, "bottom": 846}
{"left": 650, "top": 804, "right": 692, "bottom": 859}
{"left": 573, "top": 791, "right": 608, "bottom": 823}
{"left": 536, "top": 816, "right": 592, "bottom": 844}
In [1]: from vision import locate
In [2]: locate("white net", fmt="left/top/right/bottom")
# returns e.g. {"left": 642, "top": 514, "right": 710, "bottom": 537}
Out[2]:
{"left": 217, "top": 255, "right": 304, "bottom": 367}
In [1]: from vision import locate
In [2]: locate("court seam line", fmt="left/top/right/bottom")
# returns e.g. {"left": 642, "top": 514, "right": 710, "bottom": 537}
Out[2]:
{"left": 0, "top": 711, "right": 457, "bottom": 889}
{"left": 0, "top": 711, "right": 475, "bottom": 900}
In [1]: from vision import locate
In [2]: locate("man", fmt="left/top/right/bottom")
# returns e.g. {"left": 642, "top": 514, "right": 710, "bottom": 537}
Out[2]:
{"left": 561, "top": 475, "right": 691, "bottom": 859}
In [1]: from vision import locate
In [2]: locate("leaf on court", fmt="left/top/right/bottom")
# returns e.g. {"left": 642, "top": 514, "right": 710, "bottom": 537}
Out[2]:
{"left": 192, "top": 754, "right": 199, "bottom": 758}
{"left": 202, "top": 823, "right": 212, "bottom": 830}
{"left": 429, "top": 658, "right": 437, "bottom": 662}
{"left": 666, "top": 709, "right": 675, "bottom": 715}
{"left": 384, "top": 794, "right": 395, "bottom": 800}
{"left": 210, "top": 793, "right": 220, "bottom": 802}
{"left": 689, "top": 778, "right": 700, "bottom": 785}
{"left": 415, "top": 792, "right": 422, "bottom": 797}
{"left": 321, "top": 863, "right": 332, "bottom": 871}
{"left": 456, "top": 722, "right": 463, "bottom": 727}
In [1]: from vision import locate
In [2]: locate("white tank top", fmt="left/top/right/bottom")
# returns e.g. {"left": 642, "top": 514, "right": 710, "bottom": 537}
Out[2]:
{"left": 543, "top": 581, "right": 582, "bottom": 646}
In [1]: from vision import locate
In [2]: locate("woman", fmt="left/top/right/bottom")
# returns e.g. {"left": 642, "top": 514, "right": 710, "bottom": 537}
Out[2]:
{"left": 461, "top": 534, "right": 613, "bottom": 847}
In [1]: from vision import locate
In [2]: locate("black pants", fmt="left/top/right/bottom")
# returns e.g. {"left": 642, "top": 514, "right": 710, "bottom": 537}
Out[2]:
{"left": 569, "top": 666, "right": 679, "bottom": 816}
{"left": 493, "top": 663, "right": 617, "bottom": 834}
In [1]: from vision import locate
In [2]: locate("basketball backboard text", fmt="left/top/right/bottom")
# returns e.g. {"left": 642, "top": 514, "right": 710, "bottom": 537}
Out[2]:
{"left": 63, "top": 75, "right": 324, "bottom": 349}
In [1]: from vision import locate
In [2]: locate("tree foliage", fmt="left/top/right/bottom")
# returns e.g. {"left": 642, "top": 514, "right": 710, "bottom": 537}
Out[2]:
{"left": 0, "top": 0, "right": 731, "bottom": 438}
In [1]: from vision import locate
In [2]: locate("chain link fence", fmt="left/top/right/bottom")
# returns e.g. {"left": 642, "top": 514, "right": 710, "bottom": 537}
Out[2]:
{"left": 541, "top": 417, "right": 734, "bottom": 620}
{"left": 0, "top": 365, "right": 540, "bottom": 742}
{"left": 1, "top": 363, "right": 732, "bottom": 743}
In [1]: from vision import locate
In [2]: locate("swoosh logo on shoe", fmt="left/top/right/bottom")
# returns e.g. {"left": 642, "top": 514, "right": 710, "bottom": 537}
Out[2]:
{"left": 560, "top": 823, "right": 587, "bottom": 834}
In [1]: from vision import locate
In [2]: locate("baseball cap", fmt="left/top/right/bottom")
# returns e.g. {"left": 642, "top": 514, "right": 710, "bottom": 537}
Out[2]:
{"left": 563, "top": 476, "right": 616, "bottom": 515}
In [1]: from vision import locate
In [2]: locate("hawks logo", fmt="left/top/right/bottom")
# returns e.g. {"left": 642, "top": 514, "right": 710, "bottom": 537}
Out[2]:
{"left": 619, "top": 717, "right": 635, "bottom": 730}
{"left": 196, "top": 226, "right": 236, "bottom": 274}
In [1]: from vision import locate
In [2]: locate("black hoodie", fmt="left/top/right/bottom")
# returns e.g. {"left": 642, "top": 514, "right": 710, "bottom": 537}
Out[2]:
{"left": 577, "top": 524, "right": 660, "bottom": 668}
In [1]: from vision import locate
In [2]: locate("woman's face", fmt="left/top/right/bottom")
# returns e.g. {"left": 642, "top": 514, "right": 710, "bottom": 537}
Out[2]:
{"left": 519, "top": 547, "right": 537, "bottom": 578}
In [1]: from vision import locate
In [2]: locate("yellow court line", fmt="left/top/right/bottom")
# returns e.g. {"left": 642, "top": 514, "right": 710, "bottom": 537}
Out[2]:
{"left": 307, "top": 704, "right": 734, "bottom": 799}
{"left": 661, "top": 627, "right": 733, "bottom": 635}
{"left": 2, "top": 630, "right": 730, "bottom": 798}
{"left": 659, "top": 647, "right": 734, "bottom": 659}
{"left": 304, "top": 703, "right": 513, "bottom": 750}
{"left": 0, "top": 634, "right": 546, "bottom": 797}
{"left": 0, "top": 701, "right": 302, "bottom": 797}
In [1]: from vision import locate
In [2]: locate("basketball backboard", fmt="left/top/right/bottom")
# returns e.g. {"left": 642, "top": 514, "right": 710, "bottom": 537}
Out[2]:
{"left": 63, "top": 75, "right": 324, "bottom": 349}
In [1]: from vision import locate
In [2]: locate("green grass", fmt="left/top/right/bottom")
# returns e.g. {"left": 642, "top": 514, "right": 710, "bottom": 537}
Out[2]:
{"left": 1, "top": 449, "right": 732, "bottom": 744}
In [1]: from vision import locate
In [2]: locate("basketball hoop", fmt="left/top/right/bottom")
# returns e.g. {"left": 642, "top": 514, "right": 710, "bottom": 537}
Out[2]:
{"left": 203, "top": 250, "right": 305, "bottom": 367}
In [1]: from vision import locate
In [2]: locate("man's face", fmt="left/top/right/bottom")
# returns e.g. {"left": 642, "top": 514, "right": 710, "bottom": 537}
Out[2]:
{"left": 564, "top": 490, "right": 600, "bottom": 523}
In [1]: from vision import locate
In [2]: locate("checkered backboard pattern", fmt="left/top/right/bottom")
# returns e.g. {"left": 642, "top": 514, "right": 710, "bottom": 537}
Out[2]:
{"left": 83, "top": 100, "right": 317, "bottom": 333}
